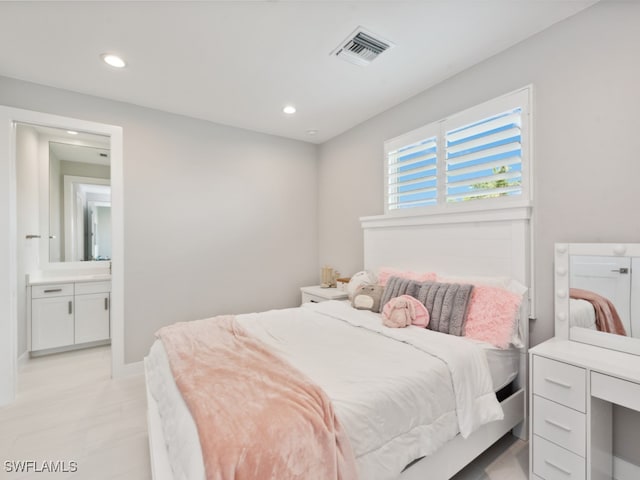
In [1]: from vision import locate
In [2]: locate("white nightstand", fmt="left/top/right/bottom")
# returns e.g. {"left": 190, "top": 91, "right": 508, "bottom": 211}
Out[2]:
{"left": 300, "top": 285, "right": 348, "bottom": 305}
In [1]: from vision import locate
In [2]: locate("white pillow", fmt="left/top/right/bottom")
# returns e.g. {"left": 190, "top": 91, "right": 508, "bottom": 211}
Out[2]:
{"left": 347, "top": 270, "right": 377, "bottom": 300}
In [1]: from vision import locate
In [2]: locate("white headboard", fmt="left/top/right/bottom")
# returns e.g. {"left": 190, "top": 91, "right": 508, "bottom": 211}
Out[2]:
{"left": 361, "top": 207, "right": 533, "bottom": 342}
{"left": 360, "top": 207, "right": 533, "bottom": 440}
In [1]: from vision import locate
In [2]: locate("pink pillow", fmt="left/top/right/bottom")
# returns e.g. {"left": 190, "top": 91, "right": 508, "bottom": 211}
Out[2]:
{"left": 464, "top": 286, "right": 521, "bottom": 349}
{"left": 382, "top": 295, "right": 430, "bottom": 328}
{"left": 377, "top": 268, "right": 436, "bottom": 287}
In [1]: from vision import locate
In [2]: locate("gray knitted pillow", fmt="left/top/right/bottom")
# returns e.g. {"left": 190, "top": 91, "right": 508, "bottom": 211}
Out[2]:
{"left": 380, "top": 276, "right": 423, "bottom": 311}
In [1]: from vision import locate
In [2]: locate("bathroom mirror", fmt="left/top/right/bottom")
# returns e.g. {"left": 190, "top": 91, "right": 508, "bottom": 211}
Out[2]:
{"left": 555, "top": 243, "right": 640, "bottom": 356}
{"left": 48, "top": 140, "right": 111, "bottom": 262}
{"left": 18, "top": 123, "right": 111, "bottom": 264}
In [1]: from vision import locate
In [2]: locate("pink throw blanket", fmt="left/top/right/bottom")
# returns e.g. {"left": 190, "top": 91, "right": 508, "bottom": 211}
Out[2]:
{"left": 570, "top": 288, "right": 627, "bottom": 336}
{"left": 156, "top": 315, "right": 358, "bottom": 480}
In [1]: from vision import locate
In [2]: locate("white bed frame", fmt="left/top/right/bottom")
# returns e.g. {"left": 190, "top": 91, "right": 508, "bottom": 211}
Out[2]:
{"left": 145, "top": 206, "right": 532, "bottom": 480}
{"left": 362, "top": 208, "right": 531, "bottom": 479}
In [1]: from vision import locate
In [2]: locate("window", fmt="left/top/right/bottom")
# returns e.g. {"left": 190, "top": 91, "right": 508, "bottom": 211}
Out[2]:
{"left": 387, "top": 135, "right": 438, "bottom": 210}
{"left": 385, "top": 87, "right": 530, "bottom": 214}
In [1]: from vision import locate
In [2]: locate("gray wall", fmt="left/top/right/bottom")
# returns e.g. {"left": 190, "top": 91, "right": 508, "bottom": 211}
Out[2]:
{"left": 317, "top": 1, "right": 640, "bottom": 466}
{"left": 318, "top": 1, "right": 640, "bottom": 347}
{"left": 1, "top": 75, "right": 318, "bottom": 363}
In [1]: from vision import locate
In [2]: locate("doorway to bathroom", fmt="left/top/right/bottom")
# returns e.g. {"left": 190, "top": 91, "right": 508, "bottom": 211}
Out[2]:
{"left": 0, "top": 106, "right": 124, "bottom": 406}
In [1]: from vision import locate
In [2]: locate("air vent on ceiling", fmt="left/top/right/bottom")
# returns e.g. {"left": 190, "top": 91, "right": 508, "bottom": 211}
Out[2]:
{"left": 331, "top": 27, "right": 394, "bottom": 66}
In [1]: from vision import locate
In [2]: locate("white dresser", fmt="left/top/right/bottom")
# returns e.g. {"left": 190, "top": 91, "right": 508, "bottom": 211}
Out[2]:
{"left": 28, "top": 276, "right": 111, "bottom": 356}
{"left": 530, "top": 339, "right": 640, "bottom": 480}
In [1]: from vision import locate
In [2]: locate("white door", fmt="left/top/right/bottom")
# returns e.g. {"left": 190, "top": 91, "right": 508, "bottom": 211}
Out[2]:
{"left": 74, "top": 293, "right": 110, "bottom": 344}
{"left": 31, "top": 296, "right": 74, "bottom": 351}
{"left": 570, "top": 255, "right": 631, "bottom": 335}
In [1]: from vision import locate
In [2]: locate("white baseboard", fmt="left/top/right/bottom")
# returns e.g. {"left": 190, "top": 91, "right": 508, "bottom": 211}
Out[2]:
{"left": 614, "top": 456, "right": 640, "bottom": 480}
{"left": 17, "top": 350, "right": 29, "bottom": 369}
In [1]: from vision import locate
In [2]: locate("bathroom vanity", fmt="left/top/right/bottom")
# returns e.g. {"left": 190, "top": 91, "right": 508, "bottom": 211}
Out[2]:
{"left": 27, "top": 273, "right": 111, "bottom": 356}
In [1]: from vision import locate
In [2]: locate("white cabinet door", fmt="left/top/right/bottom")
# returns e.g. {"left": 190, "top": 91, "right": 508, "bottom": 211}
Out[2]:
{"left": 32, "top": 296, "right": 74, "bottom": 351}
{"left": 74, "top": 293, "right": 110, "bottom": 344}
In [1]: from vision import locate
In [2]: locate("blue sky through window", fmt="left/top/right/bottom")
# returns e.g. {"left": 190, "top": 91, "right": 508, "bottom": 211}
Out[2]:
{"left": 445, "top": 108, "right": 522, "bottom": 201}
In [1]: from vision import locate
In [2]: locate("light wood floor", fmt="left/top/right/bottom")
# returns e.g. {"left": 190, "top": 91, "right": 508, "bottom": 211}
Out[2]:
{"left": 0, "top": 347, "right": 149, "bottom": 479}
{"left": 0, "top": 346, "right": 528, "bottom": 480}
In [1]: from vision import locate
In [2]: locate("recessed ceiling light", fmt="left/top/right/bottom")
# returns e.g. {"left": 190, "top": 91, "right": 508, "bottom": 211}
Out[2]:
{"left": 101, "top": 53, "right": 127, "bottom": 68}
{"left": 283, "top": 105, "right": 296, "bottom": 115}
{"left": 306, "top": 130, "right": 318, "bottom": 136}
{"left": 67, "top": 130, "right": 78, "bottom": 135}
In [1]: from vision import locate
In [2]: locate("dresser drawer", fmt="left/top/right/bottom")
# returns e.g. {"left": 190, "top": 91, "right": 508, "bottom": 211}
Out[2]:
{"left": 591, "top": 372, "right": 640, "bottom": 413}
{"left": 533, "top": 435, "right": 585, "bottom": 480}
{"left": 533, "top": 395, "right": 585, "bottom": 456}
{"left": 533, "top": 355, "right": 586, "bottom": 412}
{"left": 31, "top": 283, "right": 74, "bottom": 298}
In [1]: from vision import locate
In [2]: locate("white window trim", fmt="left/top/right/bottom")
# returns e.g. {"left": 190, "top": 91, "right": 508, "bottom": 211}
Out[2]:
{"left": 383, "top": 85, "right": 533, "bottom": 218}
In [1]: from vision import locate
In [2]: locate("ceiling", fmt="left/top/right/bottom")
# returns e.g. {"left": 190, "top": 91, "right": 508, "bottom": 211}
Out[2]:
{"left": 50, "top": 142, "right": 110, "bottom": 167}
{"left": 0, "top": 1, "right": 598, "bottom": 144}
{"left": 21, "top": 124, "right": 111, "bottom": 165}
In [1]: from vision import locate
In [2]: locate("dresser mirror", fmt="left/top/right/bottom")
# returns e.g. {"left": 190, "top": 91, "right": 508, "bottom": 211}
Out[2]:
{"left": 555, "top": 243, "right": 640, "bottom": 356}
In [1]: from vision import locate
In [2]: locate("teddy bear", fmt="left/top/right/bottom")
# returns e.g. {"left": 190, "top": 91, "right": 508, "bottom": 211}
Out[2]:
{"left": 351, "top": 284, "right": 384, "bottom": 312}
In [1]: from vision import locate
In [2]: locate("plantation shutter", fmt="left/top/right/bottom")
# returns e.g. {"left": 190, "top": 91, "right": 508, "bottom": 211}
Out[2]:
{"left": 386, "top": 126, "right": 438, "bottom": 210}
{"left": 445, "top": 108, "right": 523, "bottom": 203}
{"left": 383, "top": 87, "right": 529, "bottom": 214}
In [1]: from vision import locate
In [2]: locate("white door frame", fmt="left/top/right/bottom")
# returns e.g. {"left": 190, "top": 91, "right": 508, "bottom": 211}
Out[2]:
{"left": 0, "top": 106, "right": 125, "bottom": 406}
{"left": 63, "top": 175, "right": 110, "bottom": 262}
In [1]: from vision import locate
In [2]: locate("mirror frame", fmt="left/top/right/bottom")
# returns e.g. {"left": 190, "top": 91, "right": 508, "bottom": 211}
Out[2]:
{"left": 555, "top": 242, "right": 640, "bottom": 356}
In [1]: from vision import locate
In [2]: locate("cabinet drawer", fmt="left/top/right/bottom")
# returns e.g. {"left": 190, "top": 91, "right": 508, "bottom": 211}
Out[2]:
{"left": 533, "top": 356, "right": 586, "bottom": 412}
{"left": 591, "top": 372, "right": 640, "bottom": 413}
{"left": 301, "top": 292, "right": 326, "bottom": 304}
{"left": 533, "top": 395, "right": 585, "bottom": 456}
{"left": 75, "top": 281, "right": 111, "bottom": 295}
{"left": 32, "top": 283, "right": 74, "bottom": 298}
{"left": 533, "top": 435, "right": 585, "bottom": 480}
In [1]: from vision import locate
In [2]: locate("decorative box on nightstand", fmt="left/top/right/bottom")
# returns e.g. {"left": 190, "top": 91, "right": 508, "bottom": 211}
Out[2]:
{"left": 300, "top": 285, "right": 348, "bottom": 305}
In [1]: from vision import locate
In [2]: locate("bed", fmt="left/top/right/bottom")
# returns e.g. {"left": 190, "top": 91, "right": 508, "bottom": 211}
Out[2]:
{"left": 569, "top": 298, "right": 597, "bottom": 330}
{"left": 145, "top": 209, "right": 532, "bottom": 480}
{"left": 569, "top": 289, "right": 627, "bottom": 335}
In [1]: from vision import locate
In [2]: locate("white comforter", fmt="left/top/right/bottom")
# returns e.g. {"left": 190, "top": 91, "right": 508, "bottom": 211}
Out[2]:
{"left": 146, "top": 301, "right": 503, "bottom": 480}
